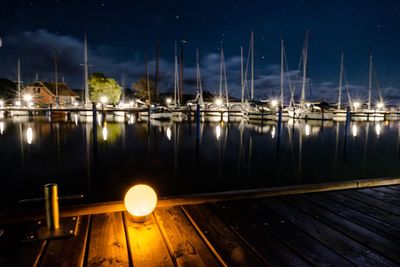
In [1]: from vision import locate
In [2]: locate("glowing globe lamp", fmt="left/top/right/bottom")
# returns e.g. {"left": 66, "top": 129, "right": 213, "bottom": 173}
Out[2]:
{"left": 124, "top": 184, "right": 157, "bottom": 222}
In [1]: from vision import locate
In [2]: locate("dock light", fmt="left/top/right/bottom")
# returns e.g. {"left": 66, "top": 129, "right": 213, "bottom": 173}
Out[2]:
{"left": 26, "top": 127, "right": 33, "bottom": 144}
{"left": 214, "top": 98, "right": 223, "bottom": 107}
{"left": 100, "top": 96, "right": 108, "bottom": 104}
{"left": 271, "top": 99, "right": 278, "bottom": 108}
{"left": 376, "top": 102, "right": 384, "bottom": 109}
{"left": 353, "top": 101, "right": 361, "bottom": 110}
{"left": 15, "top": 100, "right": 21, "bottom": 107}
{"left": 124, "top": 184, "right": 157, "bottom": 222}
{"left": 73, "top": 102, "right": 78, "bottom": 107}
{"left": 23, "top": 94, "right": 33, "bottom": 102}
{"left": 0, "top": 100, "right": 4, "bottom": 107}
{"left": 166, "top": 98, "right": 172, "bottom": 105}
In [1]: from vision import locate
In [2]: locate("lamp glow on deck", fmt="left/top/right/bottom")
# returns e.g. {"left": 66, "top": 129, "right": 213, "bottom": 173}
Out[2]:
{"left": 270, "top": 99, "right": 278, "bottom": 108}
{"left": 23, "top": 94, "right": 33, "bottom": 102}
{"left": 26, "top": 127, "right": 33, "bottom": 144}
{"left": 214, "top": 98, "right": 223, "bottom": 107}
{"left": 376, "top": 102, "right": 384, "bottom": 109}
{"left": 124, "top": 184, "right": 157, "bottom": 222}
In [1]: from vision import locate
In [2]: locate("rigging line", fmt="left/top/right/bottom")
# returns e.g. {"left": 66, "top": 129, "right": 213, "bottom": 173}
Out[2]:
{"left": 343, "top": 66, "right": 352, "bottom": 106}
{"left": 373, "top": 67, "right": 384, "bottom": 103}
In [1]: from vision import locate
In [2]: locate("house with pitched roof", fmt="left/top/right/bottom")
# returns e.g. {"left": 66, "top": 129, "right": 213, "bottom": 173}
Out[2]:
{"left": 23, "top": 81, "right": 78, "bottom": 106}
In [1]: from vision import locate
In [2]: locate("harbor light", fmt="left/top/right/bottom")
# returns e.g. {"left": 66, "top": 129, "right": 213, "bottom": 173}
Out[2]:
{"left": 353, "top": 101, "right": 361, "bottom": 110}
{"left": 15, "top": 100, "right": 21, "bottom": 107}
{"left": 0, "top": 100, "right": 4, "bottom": 107}
{"left": 100, "top": 96, "right": 108, "bottom": 104}
{"left": 376, "top": 102, "right": 384, "bottom": 110}
{"left": 166, "top": 98, "right": 172, "bottom": 105}
{"left": 271, "top": 99, "right": 278, "bottom": 108}
{"left": 73, "top": 102, "right": 79, "bottom": 107}
{"left": 124, "top": 184, "right": 157, "bottom": 222}
{"left": 214, "top": 98, "right": 223, "bottom": 107}
{"left": 23, "top": 94, "right": 33, "bottom": 102}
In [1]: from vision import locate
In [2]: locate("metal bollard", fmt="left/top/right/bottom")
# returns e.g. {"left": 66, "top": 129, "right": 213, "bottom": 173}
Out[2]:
{"left": 44, "top": 183, "right": 60, "bottom": 230}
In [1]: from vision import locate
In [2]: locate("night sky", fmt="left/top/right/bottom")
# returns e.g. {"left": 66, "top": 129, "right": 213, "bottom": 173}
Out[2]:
{"left": 1, "top": 0, "right": 400, "bottom": 103}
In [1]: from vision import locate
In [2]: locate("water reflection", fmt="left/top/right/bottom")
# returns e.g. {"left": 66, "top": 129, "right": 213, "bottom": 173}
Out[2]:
{"left": 1, "top": 116, "right": 400, "bottom": 212}
{"left": 26, "top": 127, "right": 33, "bottom": 144}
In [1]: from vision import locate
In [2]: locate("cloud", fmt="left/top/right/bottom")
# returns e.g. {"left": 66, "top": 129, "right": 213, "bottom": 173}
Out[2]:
{"left": 1, "top": 29, "right": 399, "bottom": 104}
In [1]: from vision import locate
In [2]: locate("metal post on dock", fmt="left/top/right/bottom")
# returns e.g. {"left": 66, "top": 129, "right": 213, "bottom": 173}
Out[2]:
{"left": 44, "top": 183, "right": 60, "bottom": 230}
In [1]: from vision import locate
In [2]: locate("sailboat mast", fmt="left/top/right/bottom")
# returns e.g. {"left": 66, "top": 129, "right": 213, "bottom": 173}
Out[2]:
{"left": 280, "top": 39, "right": 284, "bottom": 108}
{"left": 338, "top": 52, "right": 344, "bottom": 110}
{"left": 240, "top": 46, "right": 244, "bottom": 103}
{"left": 300, "top": 31, "right": 309, "bottom": 104}
{"left": 196, "top": 49, "right": 203, "bottom": 105}
{"left": 144, "top": 53, "right": 150, "bottom": 103}
{"left": 54, "top": 48, "right": 59, "bottom": 105}
{"left": 219, "top": 47, "right": 223, "bottom": 99}
{"left": 223, "top": 49, "right": 229, "bottom": 106}
{"left": 17, "top": 57, "right": 21, "bottom": 102}
{"left": 155, "top": 41, "right": 160, "bottom": 102}
{"left": 179, "top": 42, "right": 184, "bottom": 106}
{"left": 250, "top": 31, "right": 254, "bottom": 100}
{"left": 174, "top": 41, "right": 179, "bottom": 106}
{"left": 368, "top": 54, "right": 372, "bottom": 110}
{"left": 83, "top": 33, "right": 89, "bottom": 106}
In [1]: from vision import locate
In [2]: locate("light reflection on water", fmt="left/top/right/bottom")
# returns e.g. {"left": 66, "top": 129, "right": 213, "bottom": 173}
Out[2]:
{"left": 0, "top": 114, "right": 400, "bottom": 211}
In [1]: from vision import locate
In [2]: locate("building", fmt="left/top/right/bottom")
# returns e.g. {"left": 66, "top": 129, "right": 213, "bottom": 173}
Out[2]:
{"left": 23, "top": 81, "right": 78, "bottom": 106}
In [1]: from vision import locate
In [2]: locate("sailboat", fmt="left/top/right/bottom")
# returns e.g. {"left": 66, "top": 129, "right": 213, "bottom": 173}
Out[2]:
{"left": 170, "top": 42, "right": 187, "bottom": 121}
{"left": 79, "top": 33, "right": 93, "bottom": 118}
{"left": 332, "top": 52, "right": 348, "bottom": 121}
{"left": 11, "top": 57, "right": 29, "bottom": 116}
{"left": 242, "top": 32, "right": 275, "bottom": 121}
{"left": 204, "top": 46, "right": 229, "bottom": 122}
{"left": 114, "top": 75, "right": 127, "bottom": 118}
{"left": 351, "top": 55, "right": 385, "bottom": 121}
{"left": 288, "top": 32, "right": 333, "bottom": 120}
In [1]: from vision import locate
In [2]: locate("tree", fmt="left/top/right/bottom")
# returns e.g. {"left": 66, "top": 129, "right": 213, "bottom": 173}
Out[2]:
{"left": 132, "top": 77, "right": 156, "bottom": 102}
{"left": 89, "top": 73, "right": 122, "bottom": 104}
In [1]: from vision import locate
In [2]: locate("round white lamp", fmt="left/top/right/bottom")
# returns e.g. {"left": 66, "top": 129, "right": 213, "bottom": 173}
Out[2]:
{"left": 124, "top": 184, "right": 157, "bottom": 222}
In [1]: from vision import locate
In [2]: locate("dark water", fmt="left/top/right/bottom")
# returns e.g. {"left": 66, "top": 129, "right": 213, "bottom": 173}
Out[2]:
{"left": 1, "top": 114, "right": 399, "bottom": 211}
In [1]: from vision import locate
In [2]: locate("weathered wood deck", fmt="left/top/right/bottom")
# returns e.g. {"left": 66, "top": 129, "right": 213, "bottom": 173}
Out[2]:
{"left": 1, "top": 185, "right": 400, "bottom": 266}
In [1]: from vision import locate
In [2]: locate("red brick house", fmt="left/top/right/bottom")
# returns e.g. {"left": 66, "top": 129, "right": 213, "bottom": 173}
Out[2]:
{"left": 23, "top": 81, "right": 78, "bottom": 106}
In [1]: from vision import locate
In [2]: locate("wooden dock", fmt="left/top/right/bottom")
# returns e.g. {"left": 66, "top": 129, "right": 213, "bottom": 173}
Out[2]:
{"left": 1, "top": 184, "right": 400, "bottom": 266}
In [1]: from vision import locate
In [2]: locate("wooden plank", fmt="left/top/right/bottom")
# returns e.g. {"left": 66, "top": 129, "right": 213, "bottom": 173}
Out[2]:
{"left": 208, "top": 202, "right": 311, "bottom": 267}
{"left": 39, "top": 216, "right": 90, "bottom": 267}
{"left": 372, "top": 186, "right": 400, "bottom": 197}
{"left": 123, "top": 212, "right": 174, "bottom": 267}
{"left": 341, "top": 190, "right": 400, "bottom": 216}
{"left": 0, "top": 222, "right": 47, "bottom": 267}
{"left": 154, "top": 206, "right": 220, "bottom": 267}
{"left": 261, "top": 197, "right": 396, "bottom": 266}
{"left": 229, "top": 200, "right": 353, "bottom": 267}
{"left": 324, "top": 191, "right": 400, "bottom": 227}
{"left": 308, "top": 193, "right": 400, "bottom": 243}
{"left": 3, "top": 177, "right": 400, "bottom": 224}
{"left": 358, "top": 188, "right": 400, "bottom": 207}
{"left": 284, "top": 195, "right": 400, "bottom": 264}
{"left": 87, "top": 212, "right": 129, "bottom": 267}
{"left": 182, "top": 204, "right": 265, "bottom": 267}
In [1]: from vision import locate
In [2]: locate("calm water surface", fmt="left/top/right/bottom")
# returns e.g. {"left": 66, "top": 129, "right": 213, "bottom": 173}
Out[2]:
{"left": 1, "top": 114, "right": 399, "bottom": 211}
